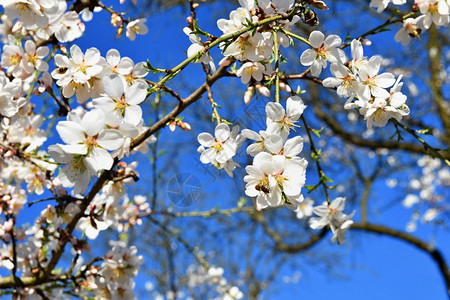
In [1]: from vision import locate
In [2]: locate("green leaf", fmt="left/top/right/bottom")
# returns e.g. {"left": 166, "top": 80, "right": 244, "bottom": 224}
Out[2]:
{"left": 311, "top": 127, "right": 324, "bottom": 138}
{"left": 311, "top": 149, "right": 322, "bottom": 161}
{"left": 145, "top": 60, "right": 165, "bottom": 73}
{"left": 191, "top": 19, "right": 211, "bottom": 37}
{"left": 305, "top": 184, "right": 319, "bottom": 193}
{"left": 320, "top": 173, "right": 333, "bottom": 183}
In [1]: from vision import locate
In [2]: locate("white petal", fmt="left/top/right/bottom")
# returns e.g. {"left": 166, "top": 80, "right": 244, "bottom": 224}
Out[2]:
{"left": 103, "top": 74, "right": 124, "bottom": 99}
{"left": 124, "top": 105, "right": 143, "bottom": 126}
{"left": 97, "top": 129, "right": 125, "bottom": 150}
{"left": 324, "top": 34, "right": 341, "bottom": 48}
{"left": 84, "top": 147, "right": 113, "bottom": 171}
{"left": 300, "top": 49, "right": 317, "bottom": 66}
{"left": 56, "top": 121, "right": 85, "bottom": 144}
{"left": 125, "top": 81, "right": 148, "bottom": 105}
{"left": 309, "top": 31, "right": 325, "bottom": 48}
{"left": 81, "top": 109, "right": 105, "bottom": 136}
{"left": 215, "top": 123, "right": 230, "bottom": 142}
{"left": 284, "top": 136, "right": 303, "bottom": 157}
{"left": 266, "top": 102, "right": 285, "bottom": 121}
{"left": 197, "top": 133, "right": 214, "bottom": 147}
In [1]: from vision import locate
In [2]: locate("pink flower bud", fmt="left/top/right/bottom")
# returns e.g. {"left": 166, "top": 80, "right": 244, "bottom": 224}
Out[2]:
{"left": 169, "top": 122, "right": 176, "bottom": 132}
{"left": 361, "top": 37, "right": 372, "bottom": 46}
{"left": 11, "top": 21, "right": 22, "bottom": 33}
{"left": 59, "top": 45, "right": 68, "bottom": 54}
{"left": 78, "top": 20, "right": 85, "bottom": 33}
{"left": 308, "top": 0, "right": 329, "bottom": 10}
{"left": 279, "top": 81, "right": 292, "bottom": 93}
{"left": 255, "top": 84, "right": 270, "bottom": 97}
{"left": 244, "top": 86, "right": 254, "bottom": 105}
{"left": 111, "top": 13, "right": 122, "bottom": 27}
{"left": 4, "top": 150, "right": 14, "bottom": 158}
{"left": 178, "top": 121, "right": 191, "bottom": 131}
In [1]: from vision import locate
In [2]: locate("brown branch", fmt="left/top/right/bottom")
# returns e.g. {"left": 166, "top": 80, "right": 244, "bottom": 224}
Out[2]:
{"left": 130, "top": 65, "right": 228, "bottom": 150}
{"left": 313, "top": 105, "right": 450, "bottom": 159}
{"left": 252, "top": 212, "right": 328, "bottom": 254}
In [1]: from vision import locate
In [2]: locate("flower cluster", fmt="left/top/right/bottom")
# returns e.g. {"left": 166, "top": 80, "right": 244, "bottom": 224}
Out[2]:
{"left": 243, "top": 96, "right": 308, "bottom": 210}
{"left": 369, "top": 0, "right": 449, "bottom": 45}
{"left": 213, "top": 0, "right": 300, "bottom": 97}
{"left": 197, "top": 123, "right": 244, "bottom": 177}
{"left": 184, "top": 264, "right": 243, "bottom": 300}
{"left": 197, "top": 96, "right": 308, "bottom": 211}
{"left": 309, "top": 197, "right": 355, "bottom": 244}
{"left": 51, "top": 45, "right": 149, "bottom": 103}
{"left": 321, "top": 39, "right": 410, "bottom": 128}
{"left": 402, "top": 156, "right": 449, "bottom": 231}
{"left": 75, "top": 242, "right": 144, "bottom": 300}
{"left": 1, "top": 0, "right": 84, "bottom": 43}
{"left": 300, "top": 31, "right": 345, "bottom": 77}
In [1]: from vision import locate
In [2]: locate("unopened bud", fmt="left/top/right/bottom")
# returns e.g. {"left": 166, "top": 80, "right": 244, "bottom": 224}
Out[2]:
{"left": 11, "top": 21, "right": 23, "bottom": 33}
{"left": 308, "top": 0, "right": 329, "bottom": 10}
{"left": 116, "top": 25, "right": 124, "bottom": 38}
{"left": 111, "top": 13, "right": 122, "bottom": 27}
{"left": 186, "top": 16, "right": 193, "bottom": 26}
{"left": 192, "top": 3, "right": 199, "bottom": 9}
{"left": 255, "top": 84, "right": 270, "bottom": 97}
{"left": 244, "top": 86, "right": 255, "bottom": 105}
{"left": 4, "top": 219, "right": 13, "bottom": 232}
{"left": 169, "top": 121, "right": 176, "bottom": 132}
{"left": 59, "top": 45, "right": 68, "bottom": 54}
{"left": 360, "top": 37, "right": 372, "bottom": 46}
{"left": 177, "top": 121, "right": 191, "bottom": 131}
{"left": 78, "top": 20, "right": 85, "bottom": 33}
{"left": 4, "top": 150, "right": 14, "bottom": 158}
{"left": 278, "top": 81, "right": 292, "bottom": 93}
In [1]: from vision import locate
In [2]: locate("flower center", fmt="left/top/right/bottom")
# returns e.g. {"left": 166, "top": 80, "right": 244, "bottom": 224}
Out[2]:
{"left": 29, "top": 53, "right": 38, "bottom": 64}
{"left": 85, "top": 135, "right": 98, "bottom": 150}
{"left": 213, "top": 139, "right": 224, "bottom": 152}
{"left": 317, "top": 44, "right": 329, "bottom": 59}
{"left": 9, "top": 54, "right": 21, "bottom": 66}
{"left": 429, "top": 3, "right": 438, "bottom": 14}
{"left": 115, "top": 95, "right": 128, "bottom": 114}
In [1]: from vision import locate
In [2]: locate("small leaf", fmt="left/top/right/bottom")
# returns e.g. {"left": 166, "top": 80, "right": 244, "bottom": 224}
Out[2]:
{"left": 311, "top": 127, "right": 323, "bottom": 138}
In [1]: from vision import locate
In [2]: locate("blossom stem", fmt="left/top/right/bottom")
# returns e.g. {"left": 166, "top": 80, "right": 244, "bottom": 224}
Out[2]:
{"left": 283, "top": 30, "right": 311, "bottom": 47}
{"left": 273, "top": 30, "right": 280, "bottom": 103}
{"left": 149, "top": 10, "right": 299, "bottom": 94}
{"left": 341, "top": 11, "right": 418, "bottom": 49}
{"left": 301, "top": 115, "right": 331, "bottom": 203}
{"left": 393, "top": 119, "right": 450, "bottom": 166}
